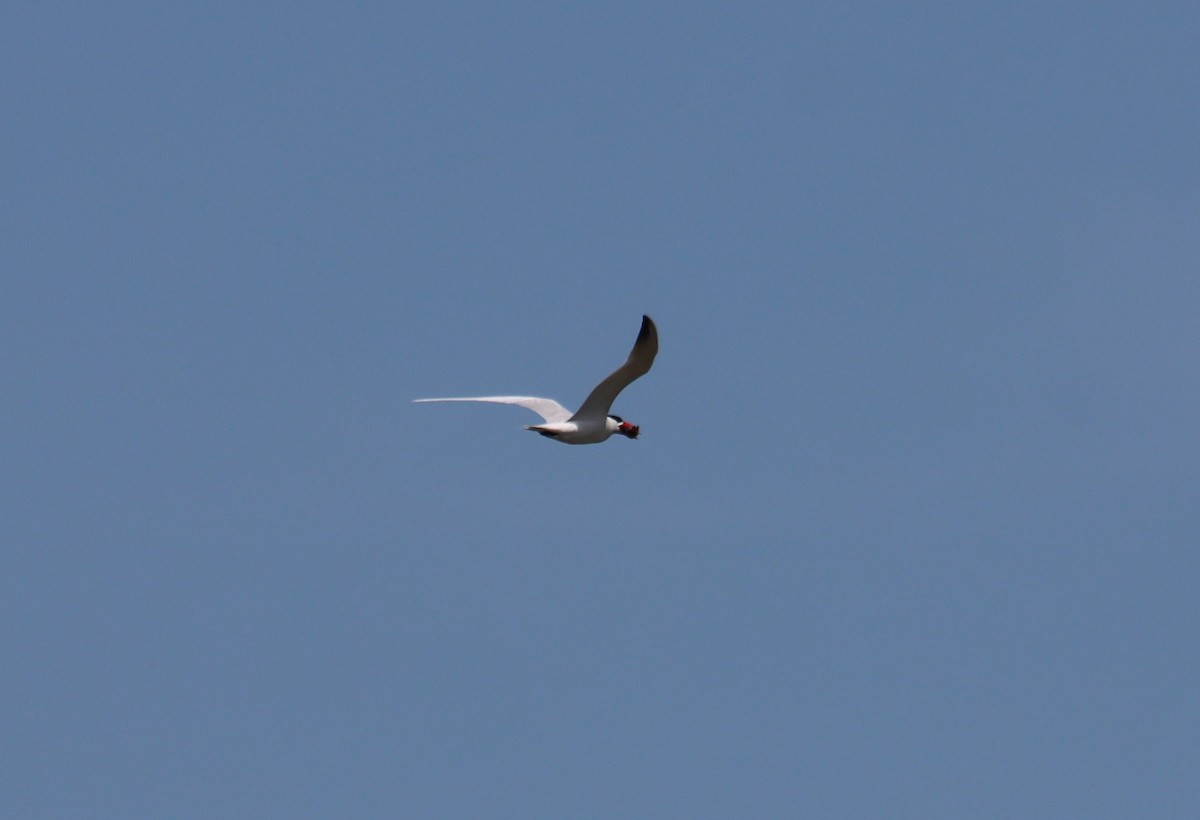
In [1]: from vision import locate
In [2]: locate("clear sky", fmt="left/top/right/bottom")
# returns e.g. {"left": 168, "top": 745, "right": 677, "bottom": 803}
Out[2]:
{"left": 4, "top": 3, "right": 1198, "bottom": 817}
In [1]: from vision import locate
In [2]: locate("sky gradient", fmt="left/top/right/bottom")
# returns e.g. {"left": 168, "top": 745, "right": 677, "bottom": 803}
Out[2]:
{"left": 4, "top": 3, "right": 1198, "bottom": 816}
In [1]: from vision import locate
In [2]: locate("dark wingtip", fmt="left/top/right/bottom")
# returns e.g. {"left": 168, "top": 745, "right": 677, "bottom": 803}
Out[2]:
{"left": 637, "top": 314, "right": 657, "bottom": 346}
{"left": 627, "top": 314, "right": 659, "bottom": 373}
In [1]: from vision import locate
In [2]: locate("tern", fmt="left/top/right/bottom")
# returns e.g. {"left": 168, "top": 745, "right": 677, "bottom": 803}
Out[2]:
{"left": 414, "top": 315, "right": 658, "bottom": 445}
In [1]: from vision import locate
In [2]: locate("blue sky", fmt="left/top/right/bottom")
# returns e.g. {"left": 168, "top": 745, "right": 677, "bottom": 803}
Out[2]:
{"left": 4, "top": 3, "right": 1198, "bottom": 816}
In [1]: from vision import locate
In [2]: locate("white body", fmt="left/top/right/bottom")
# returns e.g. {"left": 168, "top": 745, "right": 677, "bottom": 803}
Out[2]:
{"left": 523, "top": 415, "right": 627, "bottom": 445}
{"left": 414, "top": 315, "right": 659, "bottom": 445}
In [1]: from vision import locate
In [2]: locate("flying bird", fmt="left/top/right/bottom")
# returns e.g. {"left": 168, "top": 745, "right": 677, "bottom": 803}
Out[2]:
{"left": 414, "top": 315, "right": 658, "bottom": 445}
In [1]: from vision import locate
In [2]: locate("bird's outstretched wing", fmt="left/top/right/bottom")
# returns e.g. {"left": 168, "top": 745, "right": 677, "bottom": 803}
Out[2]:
{"left": 570, "top": 315, "right": 658, "bottom": 422}
{"left": 412, "top": 396, "right": 573, "bottom": 423}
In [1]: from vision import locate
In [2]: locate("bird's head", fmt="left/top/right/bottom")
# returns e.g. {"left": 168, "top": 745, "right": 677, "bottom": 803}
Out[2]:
{"left": 609, "top": 415, "right": 640, "bottom": 440}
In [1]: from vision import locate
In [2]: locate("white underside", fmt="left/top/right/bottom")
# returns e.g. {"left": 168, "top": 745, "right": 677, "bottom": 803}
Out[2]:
{"left": 525, "top": 420, "right": 614, "bottom": 445}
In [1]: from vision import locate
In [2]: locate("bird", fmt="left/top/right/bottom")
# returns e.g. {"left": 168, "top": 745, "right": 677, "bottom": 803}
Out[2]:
{"left": 414, "top": 315, "right": 658, "bottom": 445}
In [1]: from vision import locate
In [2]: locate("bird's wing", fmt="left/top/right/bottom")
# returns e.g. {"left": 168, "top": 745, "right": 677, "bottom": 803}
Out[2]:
{"left": 570, "top": 315, "right": 659, "bottom": 422}
{"left": 412, "top": 396, "right": 573, "bottom": 423}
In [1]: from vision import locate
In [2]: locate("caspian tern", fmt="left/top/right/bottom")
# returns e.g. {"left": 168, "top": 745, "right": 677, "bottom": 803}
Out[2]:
{"left": 414, "top": 315, "right": 658, "bottom": 445}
